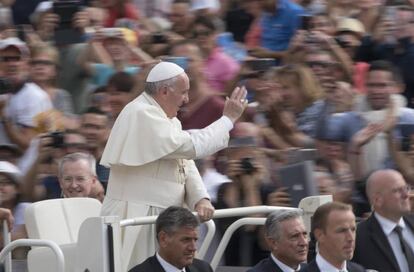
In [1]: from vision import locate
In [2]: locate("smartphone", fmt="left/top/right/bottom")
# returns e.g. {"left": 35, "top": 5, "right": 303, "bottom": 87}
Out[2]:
{"left": 300, "top": 15, "right": 313, "bottom": 31}
{"left": 398, "top": 123, "right": 414, "bottom": 152}
{"left": 53, "top": 1, "right": 82, "bottom": 45}
{"left": 385, "top": 6, "right": 397, "bottom": 21}
{"left": 162, "top": 56, "right": 188, "bottom": 70}
{"left": 16, "top": 25, "right": 26, "bottom": 42}
{"left": 53, "top": 1, "right": 80, "bottom": 27}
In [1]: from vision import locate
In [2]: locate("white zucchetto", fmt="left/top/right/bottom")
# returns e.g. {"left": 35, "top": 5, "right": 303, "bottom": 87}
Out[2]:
{"left": 146, "top": 62, "right": 184, "bottom": 83}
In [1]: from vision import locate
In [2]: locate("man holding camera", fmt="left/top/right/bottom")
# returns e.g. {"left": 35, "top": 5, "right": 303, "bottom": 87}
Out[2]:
{"left": 0, "top": 38, "right": 52, "bottom": 150}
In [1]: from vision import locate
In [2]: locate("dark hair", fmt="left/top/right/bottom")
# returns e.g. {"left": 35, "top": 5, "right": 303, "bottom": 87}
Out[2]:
{"left": 82, "top": 106, "right": 108, "bottom": 116}
{"left": 368, "top": 60, "right": 403, "bottom": 85}
{"left": 311, "top": 202, "right": 352, "bottom": 234}
{"left": 107, "top": 72, "right": 135, "bottom": 93}
{"left": 156, "top": 206, "right": 199, "bottom": 240}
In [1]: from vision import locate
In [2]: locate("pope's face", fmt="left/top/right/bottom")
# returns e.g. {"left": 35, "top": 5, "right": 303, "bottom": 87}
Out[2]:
{"left": 165, "top": 73, "right": 190, "bottom": 118}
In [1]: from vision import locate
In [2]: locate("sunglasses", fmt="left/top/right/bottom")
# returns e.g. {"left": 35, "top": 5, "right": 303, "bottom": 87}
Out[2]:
{"left": 306, "top": 61, "right": 337, "bottom": 68}
{"left": 30, "top": 60, "right": 55, "bottom": 66}
{"left": 0, "top": 56, "right": 22, "bottom": 62}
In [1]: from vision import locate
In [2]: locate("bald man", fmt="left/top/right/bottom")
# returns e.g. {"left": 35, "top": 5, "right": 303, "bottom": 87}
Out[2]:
{"left": 352, "top": 170, "right": 414, "bottom": 272}
{"left": 100, "top": 62, "right": 247, "bottom": 270}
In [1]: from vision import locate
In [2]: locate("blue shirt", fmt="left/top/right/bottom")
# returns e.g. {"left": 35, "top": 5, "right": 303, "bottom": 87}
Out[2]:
{"left": 260, "top": 0, "right": 304, "bottom": 51}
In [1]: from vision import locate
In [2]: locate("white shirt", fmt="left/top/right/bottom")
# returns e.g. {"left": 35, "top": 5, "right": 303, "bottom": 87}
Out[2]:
{"left": 375, "top": 213, "right": 414, "bottom": 272}
{"left": 270, "top": 253, "right": 300, "bottom": 272}
{"left": 156, "top": 253, "right": 186, "bottom": 272}
{"left": 316, "top": 253, "right": 347, "bottom": 272}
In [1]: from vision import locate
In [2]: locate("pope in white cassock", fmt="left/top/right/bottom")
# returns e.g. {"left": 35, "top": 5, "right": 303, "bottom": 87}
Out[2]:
{"left": 100, "top": 61, "right": 247, "bottom": 271}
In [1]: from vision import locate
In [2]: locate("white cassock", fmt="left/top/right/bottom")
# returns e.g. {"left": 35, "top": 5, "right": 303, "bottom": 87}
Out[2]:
{"left": 100, "top": 92, "right": 232, "bottom": 271}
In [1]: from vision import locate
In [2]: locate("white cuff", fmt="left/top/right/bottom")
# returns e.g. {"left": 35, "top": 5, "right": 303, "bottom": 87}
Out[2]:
{"left": 221, "top": 116, "right": 234, "bottom": 130}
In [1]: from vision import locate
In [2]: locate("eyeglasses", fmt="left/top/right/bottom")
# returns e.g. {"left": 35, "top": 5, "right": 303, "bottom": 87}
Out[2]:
{"left": 366, "top": 82, "right": 393, "bottom": 89}
{"left": 30, "top": 60, "right": 55, "bottom": 66}
{"left": 306, "top": 61, "right": 337, "bottom": 69}
{"left": 0, "top": 56, "right": 22, "bottom": 62}
{"left": 62, "top": 176, "right": 91, "bottom": 184}
{"left": 390, "top": 185, "right": 412, "bottom": 195}
{"left": 193, "top": 29, "right": 213, "bottom": 38}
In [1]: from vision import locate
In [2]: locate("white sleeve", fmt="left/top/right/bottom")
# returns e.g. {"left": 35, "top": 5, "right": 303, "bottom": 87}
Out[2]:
{"left": 184, "top": 160, "right": 210, "bottom": 210}
{"left": 187, "top": 116, "right": 233, "bottom": 159}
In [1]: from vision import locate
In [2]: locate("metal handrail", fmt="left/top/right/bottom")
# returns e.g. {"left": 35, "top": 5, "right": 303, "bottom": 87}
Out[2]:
{"left": 210, "top": 217, "right": 266, "bottom": 270}
{"left": 2, "top": 221, "right": 11, "bottom": 272}
{"left": 120, "top": 206, "right": 298, "bottom": 227}
{"left": 0, "top": 239, "right": 65, "bottom": 272}
{"left": 197, "top": 220, "right": 215, "bottom": 260}
{"left": 119, "top": 206, "right": 299, "bottom": 263}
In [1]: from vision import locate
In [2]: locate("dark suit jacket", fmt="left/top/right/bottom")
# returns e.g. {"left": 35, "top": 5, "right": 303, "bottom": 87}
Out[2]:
{"left": 299, "top": 259, "right": 365, "bottom": 272}
{"left": 247, "top": 257, "right": 283, "bottom": 272}
{"left": 352, "top": 213, "right": 414, "bottom": 272}
{"left": 128, "top": 255, "right": 213, "bottom": 272}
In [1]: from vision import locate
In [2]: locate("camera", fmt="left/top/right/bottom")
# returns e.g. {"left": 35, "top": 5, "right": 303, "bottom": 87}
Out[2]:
{"left": 0, "top": 78, "right": 12, "bottom": 94}
{"left": 240, "top": 157, "right": 256, "bottom": 175}
{"left": 47, "top": 131, "right": 65, "bottom": 148}
{"left": 152, "top": 32, "right": 168, "bottom": 44}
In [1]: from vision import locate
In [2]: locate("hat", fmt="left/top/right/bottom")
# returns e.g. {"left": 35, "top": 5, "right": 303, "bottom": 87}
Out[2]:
{"left": 336, "top": 18, "right": 365, "bottom": 36}
{"left": 146, "top": 62, "right": 184, "bottom": 83}
{"left": 0, "top": 37, "right": 29, "bottom": 56}
{"left": 0, "top": 161, "right": 21, "bottom": 184}
{"left": 191, "top": 0, "right": 220, "bottom": 11}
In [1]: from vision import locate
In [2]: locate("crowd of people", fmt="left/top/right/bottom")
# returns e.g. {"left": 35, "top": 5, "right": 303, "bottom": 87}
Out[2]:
{"left": 0, "top": 0, "right": 413, "bottom": 271}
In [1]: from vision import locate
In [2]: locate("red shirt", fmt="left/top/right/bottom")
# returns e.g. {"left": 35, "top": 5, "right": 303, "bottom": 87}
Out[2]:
{"left": 104, "top": 3, "right": 139, "bottom": 27}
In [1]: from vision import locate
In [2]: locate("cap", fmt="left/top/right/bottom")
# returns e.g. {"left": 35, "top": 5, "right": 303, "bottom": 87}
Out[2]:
{"left": 146, "top": 62, "right": 184, "bottom": 83}
{"left": 0, "top": 37, "right": 29, "bottom": 56}
{"left": 0, "top": 161, "right": 21, "bottom": 184}
{"left": 191, "top": 0, "right": 220, "bottom": 11}
{"left": 336, "top": 18, "right": 365, "bottom": 36}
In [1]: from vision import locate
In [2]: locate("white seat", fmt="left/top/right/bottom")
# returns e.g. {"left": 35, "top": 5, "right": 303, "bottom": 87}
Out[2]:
{"left": 24, "top": 198, "right": 102, "bottom": 272}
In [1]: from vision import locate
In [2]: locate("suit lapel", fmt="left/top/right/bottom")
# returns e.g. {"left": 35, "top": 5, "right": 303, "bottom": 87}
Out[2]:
{"left": 308, "top": 260, "right": 321, "bottom": 272}
{"left": 368, "top": 215, "right": 400, "bottom": 271}
{"left": 150, "top": 255, "right": 168, "bottom": 272}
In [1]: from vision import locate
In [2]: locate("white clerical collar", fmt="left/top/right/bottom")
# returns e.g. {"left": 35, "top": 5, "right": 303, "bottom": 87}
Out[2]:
{"left": 270, "top": 253, "right": 300, "bottom": 272}
{"left": 156, "top": 252, "right": 186, "bottom": 272}
{"left": 375, "top": 212, "right": 406, "bottom": 236}
{"left": 316, "top": 253, "right": 347, "bottom": 272}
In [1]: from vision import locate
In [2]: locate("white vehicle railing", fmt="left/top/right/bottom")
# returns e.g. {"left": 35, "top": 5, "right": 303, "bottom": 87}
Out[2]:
{"left": 211, "top": 217, "right": 266, "bottom": 270}
{"left": 0, "top": 239, "right": 65, "bottom": 272}
{"left": 120, "top": 205, "right": 299, "bottom": 264}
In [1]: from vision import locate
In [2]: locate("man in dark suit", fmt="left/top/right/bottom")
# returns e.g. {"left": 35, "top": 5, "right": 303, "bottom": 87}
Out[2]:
{"left": 248, "top": 209, "right": 308, "bottom": 272}
{"left": 352, "top": 170, "right": 414, "bottom": 272}
{"left": 300, "top": 202, "right": 365, "bottom": 272}
{"left": 129, "top": 206, "right": 213, "bottom": 272}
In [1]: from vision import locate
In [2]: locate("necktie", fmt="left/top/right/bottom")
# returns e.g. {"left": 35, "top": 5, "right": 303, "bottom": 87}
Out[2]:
{"left": 394, "top": 225, "right": 414, "bottom": 271}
